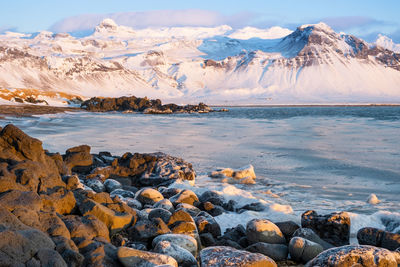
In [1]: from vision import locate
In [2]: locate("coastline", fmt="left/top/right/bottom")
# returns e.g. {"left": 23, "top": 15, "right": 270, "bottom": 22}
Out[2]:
{"left": 0, "top": 104, "right": 81, "bottom": 117}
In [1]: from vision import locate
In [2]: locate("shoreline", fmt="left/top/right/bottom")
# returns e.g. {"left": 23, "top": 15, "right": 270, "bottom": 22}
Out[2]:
{"left": 0, "top": 104, "right": 81, "bottom": 117}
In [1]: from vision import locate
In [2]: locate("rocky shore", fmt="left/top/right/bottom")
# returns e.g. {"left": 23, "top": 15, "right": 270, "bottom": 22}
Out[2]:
{"left": 0, "top": 124, "right": 399, "bottom": 267}
{"left": 81, "top": 96, "right": 228, "bottom": 114}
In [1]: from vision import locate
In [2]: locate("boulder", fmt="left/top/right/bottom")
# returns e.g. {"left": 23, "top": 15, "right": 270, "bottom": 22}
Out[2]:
{"left": 63, "top": 145, "right": 93, "bottom": 173}
{"left": 200, "top": 246, "right": 277, "bottom": 267}
{"left": 222, "top": 224, "right": 246, "bottom": 243}
{"left": 35, "top": 248, "right": 68, "bottom": 267}
{"left": 169, "top": 189, "right": 199, "bottom": 206}
{"left": 41, "top": 187, "right": 77, "bottom": 214}
{"left": 292, "top": 228, "right": 334, "bottom": 250}
{"left": 117, "top": 246, "right": 178, "bottom": 267}
{"left": 200, "top": 201, "right": 224, "bottom": 216}
{"left": 176, "top": 203, "right": 201, "bottom": 217}
{"left": 246, "top": 242, "right": 288, "bottom": 262}
{"left": 289, "top": 237, "right": 323, "bottom": 263}
{"left": 153, "top": 199, "right": 175, "bottom": 213}
{"left": 306, "top": 245, "right": 398, "bottom": 267}
{"left": 148, "top": 208, "right": 172, "bottom": 224}
{"left": 195, "top": 212, "right": 221, "bottom": 238}
{"left": 104, "top": 179, "right": 123, "bottom": 193}
{"left": 135, "top": 188, "right": 164, "bottom": 206}
{"left": 246, "top": 219, "right": 286, "bottom": 245}
{"left": 110, "top": 189, "right": 136, "bottom": 199}
{"left": 275, "top": 221, "right": 300, "bottom": 242}
{"left": 86, "top": 179, "right": 105, "bottom": 193}
{"left": 199, "top": 190, "right": 226, "bottom": 206}
{"left": 128, "top": 218, "right": 170, "bottom": 242}
{"left": 0, "top": 190, "right": 42, "bottom": 212}
{"left": 301, "top": 210, "right": 350, "bottom": 246}
{"left": 357, "top": 227, "right": 400, "bottom": 251}
{"left": 152, "top": 234, "right": 198, "bottom": 257}
{"left": 153, "top": 240, "right": 197, "bottom": 267}
{"left": 233, "top": 165, "right": 256, "bottom": 180}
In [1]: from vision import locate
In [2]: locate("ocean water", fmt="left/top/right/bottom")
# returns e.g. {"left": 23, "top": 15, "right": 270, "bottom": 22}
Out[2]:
{"left": 3, "top": 106, "right": 400, "bottom": 235}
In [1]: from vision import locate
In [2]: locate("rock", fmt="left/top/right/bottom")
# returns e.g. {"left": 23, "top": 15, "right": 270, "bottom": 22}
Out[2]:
{"left": 202, "top": 202, "right": 225, "bottom": 217}
{"left": 275, "top": 221, "right": 300, "bottom": 242}
{"left": 222, "top": 224, "right": 246, "bottom": 243}
{"left": 64, "top": 174, "right": 84, "bottom": 190}
{"left": 110, "top": 189, "right": 136, "bottom": 199}
{"left": 41, "top": 187, "right": 77, "bottom": 215}
{"left": 63, "top": 145, "right": 93, "bottom": 173}
{"left": 199, "top": 190, "right": 226, "bottom": 207}
{"left": 153, "top": 240, "right": 197, "bottom": 267}
{"left": 62, "top": 215, "right": 110, "bottom": 248}
{"left": 195, "top": 212, "right": 221, "bottom": 238}
{"left": 125, "top": 198, "right": 143, "bottom": 209}
{"left": 152, "top": 234, "right": 198, "bottom": 257}
{"left": 357, "top": 227, "right": 400, "bottom": 251}
{"left": 118, "top": 246, "right": 178, "bottom": 267}
{"left": 135, "top": 188, "right": 164, "bottom": 206}
{"left": 169, "top": 189, "right": 199, "bottom": 206}
{"left": 52, "top": 236, "right": 84, "bottom": 267}
{"left": 0, "top": 190, "right": 42, "bottom": 212}
{"left": 223, "top": 199, "right": 237, "bottom": 212}
{"left": 239, "top": 176, "right": 256, "bottom": 184}
{"left": 86, "top": 179, "right": 105, "bottom": 193}
{"left": 176, "top": 203, "right": 201, "bottom": 217}
{"left": 367, "top": 193, "right": 380, "bottom": 204}
{"left": 159, "top": 187, "right": 182, "bottom": 199}
{"left": 246, "top": 219, "right": 286, "bottom": 245}
{"left": 200, "top": 246, "right": 277, "bottom": 267}
{"left": 128, "top": 218, "right": 171, "bottom": 242}
{"left": 200, "top": 233, "right": 217, "bottom": 247}
{"left": 239, "top": 202, "right": 266, "bottom": 212}
{"left": 148, "top": 208, "right": 172, "bottom": 224}
{"left": 104, "top": 179, "right": 123, "bottom": 193}
{"left": 301, "top": 210, "right": 350, "bottom": 247}
{"left": 233, "top": 165, "right": 256, "bottom": 180}
{"left": 35, "top": 248, "right": 68, "bottom": 267}
{"left": 292, "top": 228, "right": 334, "bottom": 250}
{"left": 79, "top": 199, "right": 134, "bottom": 233}
{"left": 289, "top": 237, "right": 323, "bottom": 263}
{"left": 246, "top": 242, "right": 288, "bottom": 262}
{"left": 306, "top": 245, "right": 398, "bottom": 267}
{"left": 154, "top": 199, "right": 175, "bottom": 213}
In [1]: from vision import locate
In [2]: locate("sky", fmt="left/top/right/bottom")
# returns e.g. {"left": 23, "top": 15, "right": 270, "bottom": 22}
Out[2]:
{"left": 1, "top": 0, "right": 400, "bottom": 42}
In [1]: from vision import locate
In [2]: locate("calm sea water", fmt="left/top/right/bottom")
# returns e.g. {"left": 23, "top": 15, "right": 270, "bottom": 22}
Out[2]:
{"left": 3, "top": 106, "right": 400, "bottom": 216}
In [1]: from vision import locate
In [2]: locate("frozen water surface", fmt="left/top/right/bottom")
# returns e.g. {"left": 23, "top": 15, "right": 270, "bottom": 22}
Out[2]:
{"left": 3, "top": 106, "right": 400, "bottom": 232}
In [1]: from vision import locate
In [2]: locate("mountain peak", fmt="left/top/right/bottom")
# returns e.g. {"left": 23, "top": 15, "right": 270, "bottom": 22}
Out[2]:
{"left": 96, "top": 18, "right": 118, "bottom": 31}
{"left": 298, "top": 22, "right": 334, "bottom": 33}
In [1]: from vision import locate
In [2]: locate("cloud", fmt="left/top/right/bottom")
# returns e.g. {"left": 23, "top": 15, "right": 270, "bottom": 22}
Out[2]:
{"left": 50, "top": 9, "right": 258, "bottom": 33}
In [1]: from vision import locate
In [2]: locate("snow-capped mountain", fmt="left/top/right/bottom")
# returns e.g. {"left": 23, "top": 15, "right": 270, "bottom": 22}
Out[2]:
{"left": 0, "top": 19, "right": 399, "bottom": 105}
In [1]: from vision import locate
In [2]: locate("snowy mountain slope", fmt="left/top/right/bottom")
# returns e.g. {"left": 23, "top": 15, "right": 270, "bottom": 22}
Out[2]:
{"left": 0, "top": 19, "right": 399, "bottom": 105}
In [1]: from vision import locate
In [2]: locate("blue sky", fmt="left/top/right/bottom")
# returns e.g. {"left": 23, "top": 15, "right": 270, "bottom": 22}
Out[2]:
{"left": 1, "top": 0, "right": 400, "bottom": 42}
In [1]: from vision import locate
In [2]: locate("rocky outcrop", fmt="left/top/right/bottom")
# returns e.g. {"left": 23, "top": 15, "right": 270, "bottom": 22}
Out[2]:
{"left": 357, "top": 227, "right": 400, "bottom": 251}
{"left": 81, "top": 95, "right": 227, "bottom": 114}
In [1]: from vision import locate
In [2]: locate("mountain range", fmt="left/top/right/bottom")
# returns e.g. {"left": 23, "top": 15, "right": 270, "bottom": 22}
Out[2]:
{"left": 0, "top": 19, "right": 399, "bottom": 105}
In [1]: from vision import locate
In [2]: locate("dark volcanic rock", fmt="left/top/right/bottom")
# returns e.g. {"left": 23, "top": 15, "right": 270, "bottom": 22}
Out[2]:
{"left": 301, "top": 210, "right": 350, "bottom": 246}
{"left": 357, "top": 227, "right": 400, "bottom": 251}
{"left": 246, "top": 242, "right": 288, "bottom": 262}
{"left": 288, "top": 236, "right": 323, "bottom": 263}
{"left": 306, "top": 245, "right": 398, "bottom": 267}
{"left": 275, "top": 221, "right": 300, "bottom": 242}
{"left": 292, "top": 227, "right": 334, "bottom": 250}
{"left": 195, "top": 211, "right": 221, "bottom": 238}
{"left": 200, "top": 246, "right": 277, "bottom": 267}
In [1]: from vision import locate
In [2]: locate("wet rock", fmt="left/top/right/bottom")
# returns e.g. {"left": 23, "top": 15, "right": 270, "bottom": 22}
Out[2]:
{"left": 135, "top": 188, "right": 164, "bottom": 206}
{"left": 292, "top": 228, "right": 334, "bottom": 250}
{"left": 104, "top": 179, "right": 122, "bottom": 193}
{"left": 357, "top": 227, "right": 400, "bottom": 251}
{"left": 200, "top": 233, "right": 217, "bottom": 247}
{"left": 239, "top": 202, "right": 266, "bottom": 212}
{"left": 117, "top": 246, "right": 178, "bottom": 267}
{"left": 223, "top": 199, "right": 237, "bottom": 212}
{"left": 176, "top": 203, "right": 201, "bottom": 217}
{"left": 275, "top": 221, "right": 300, "bottom": 242}
{"left": 222, "top": 224, "right": 246, "bottom": 243}
{"left": 195, "top": 212, "right": 221, "bottom": 238}
{"left": 170, "top": 189, "right": 199, "bottom": 206}
{"left": 306, "top": 245, "right": 398, "bottom": 267}
{"left": 159, "top": 187, "right": 182, "bottom": 199}
{"left": 199, "top": 190, "right": 226, "bottom": 206}
{"left": 200, "top": 201, "right": 224, "bottom": 216}
{"left": 246, "top": 242, "right": 288, "bottom": 262}
{"left": 246, "top": 219, "right": 286, "bottom": 245}
{"left": 301, "top": 210, "right": 350, "bottom": 246}
{"left": 367, "top": 193, "right": 380, "bottom": 204}
{"left": 128, "top": 218, "right": 170, "bottom": 242}
{"left": 110, "top": 189, "right": 136, "bottom": 199}
{"left": 148, "top": 208, "right": 172, "bottom": 224}
{"left": 200, "top": 246, "right": 277, "bottom": 267}
{"left": 86, "top": 179, "right": 105, "bottom": 193}
{"left": 289, "top": 237, "right": 323, "bottom": 263}
{"left": 152, "top": 234, "right": 198, "bottom": 257}
{"left": 153, "top": 240, "right": 197, "bottom": 267}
